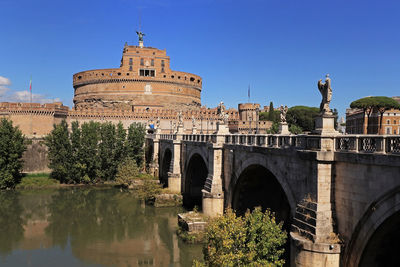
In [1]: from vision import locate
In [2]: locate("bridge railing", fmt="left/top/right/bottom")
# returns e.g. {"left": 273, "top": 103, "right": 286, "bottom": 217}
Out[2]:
{"left": 154, "top": 133, "right": 400, "bottom": 155}
{"left": 335, "top": 135, "right": 400, "bottom": 154}
{"left": 159, "top": 134, "right": 177, "bottom": 140}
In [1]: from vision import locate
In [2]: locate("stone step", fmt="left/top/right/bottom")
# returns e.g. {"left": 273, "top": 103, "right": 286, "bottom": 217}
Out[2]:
{"left": 292, "top": 217, "right": 316, "bottom": 235}
{"left": 291, "top": 225, "right": 316, "bottom": 242}
{"left": 294, "top": 211, "right": 316, "bottom": 227}
{"left": 297, "top": 201, "right": 317, "bottom": 211}
{"left": 295, "top": 205, "right": 317, "bottom": 219}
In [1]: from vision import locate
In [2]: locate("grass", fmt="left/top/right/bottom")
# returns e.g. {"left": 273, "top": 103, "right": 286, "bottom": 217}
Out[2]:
{"left": 16, "top": 173, "right": 59, "bottom": 189}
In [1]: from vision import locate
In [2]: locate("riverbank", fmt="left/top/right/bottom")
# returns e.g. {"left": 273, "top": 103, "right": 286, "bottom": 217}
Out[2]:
{"left": 16, "top": 173, "right": 183, "bottom": 207}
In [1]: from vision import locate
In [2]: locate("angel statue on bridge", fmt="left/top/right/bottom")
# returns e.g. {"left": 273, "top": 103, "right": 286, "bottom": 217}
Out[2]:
{"left": 317, "top": 74, "right": 333, "bottom": 115}
{"left": 279, "top": 105, "right": 288, "bottom": 123}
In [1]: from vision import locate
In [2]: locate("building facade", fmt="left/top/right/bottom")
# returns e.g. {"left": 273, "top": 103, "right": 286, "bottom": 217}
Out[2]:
{"left": 73, "top": 42, "right": 202, "bottom": 111}
{"left": 346, "top": 97, "right": 400, "bottom": 134}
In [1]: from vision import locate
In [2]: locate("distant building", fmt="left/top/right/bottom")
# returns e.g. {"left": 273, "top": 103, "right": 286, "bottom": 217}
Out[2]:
{"left": 346, "top": 96, "right": 400, "bottom": 134}
{"left": 229, "top": 103, "right": 272, "bottom": 134}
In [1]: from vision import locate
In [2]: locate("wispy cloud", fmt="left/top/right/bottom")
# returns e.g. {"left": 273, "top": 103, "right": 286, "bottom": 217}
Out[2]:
{"left": 0, "top": 76, "right": 60, "bottom": 104}
{"left": 0, "top": 76, "right": 11, "bottom": 97}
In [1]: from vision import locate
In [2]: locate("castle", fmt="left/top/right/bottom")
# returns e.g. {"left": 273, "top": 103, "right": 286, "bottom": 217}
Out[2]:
{"left": 0, "top": 33, "right": 272, "bottom": 136}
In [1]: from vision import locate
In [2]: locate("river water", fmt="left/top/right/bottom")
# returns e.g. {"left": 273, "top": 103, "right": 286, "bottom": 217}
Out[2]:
{"left": 0, "top": 187, "right": 203, "bottom": 267}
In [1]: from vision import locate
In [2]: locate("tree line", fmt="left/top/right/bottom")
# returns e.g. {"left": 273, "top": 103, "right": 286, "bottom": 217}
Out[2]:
{"left": 259, "top": 101, "right": 337, "bottom": 134}
{"left": 45, "top": 120, "right": 146, "bottom": 184}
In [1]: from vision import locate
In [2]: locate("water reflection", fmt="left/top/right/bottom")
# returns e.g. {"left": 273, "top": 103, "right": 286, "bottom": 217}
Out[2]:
{"left": 0, "top": 188, "right": 202, "bottom": 266}
{"left": 0, "top": 191, "right": 24, "bottom": 256}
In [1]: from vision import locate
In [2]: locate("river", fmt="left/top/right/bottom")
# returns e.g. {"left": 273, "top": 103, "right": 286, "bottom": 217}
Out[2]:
{"left": 0, "top": 187, "right": 203, "bottom": 267}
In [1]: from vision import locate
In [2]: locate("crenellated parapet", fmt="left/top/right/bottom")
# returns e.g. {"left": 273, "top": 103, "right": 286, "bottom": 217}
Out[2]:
{"left": 0, "top": 102, "right": 69, "bottom": 117}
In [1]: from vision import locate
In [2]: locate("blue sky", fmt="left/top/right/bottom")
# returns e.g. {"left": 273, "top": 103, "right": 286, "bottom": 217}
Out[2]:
{"left": 1, "top": 0, "right": 399, "bottom": 118}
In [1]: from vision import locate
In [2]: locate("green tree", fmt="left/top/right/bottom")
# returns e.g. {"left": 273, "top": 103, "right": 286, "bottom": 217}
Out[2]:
{"left": 45, "top": 120, "right": 72, "bottom": 183}
{"left": 267, "top": 122, "right": 279, "bottom": 134}
{"left": 0, "top": 119, "right": 27, "bottom": 189}
{"left": 70, "top": 121, "right": 85, "bottom": 183}
{"left": 115, "top": 122, "right": 127, "bottom": 164}
{"left": 350, "top": 96, "right": 400, "bottom": 133}
{"left": 286, "top": 106, "right": 319, "bottom": 132}
{"left": 99, "top": 122, "right": 116, "bottom": 180}
{"left": 259, "top": 112, "right": 269, "bottom": 121}
{"left": 200, "top": 208, "right": 287, "bottom": 267}
{"left": 115, "top": 157, "right": 139, "bottom": 187}
{"left": 80, "top": 121, "right": 101, "bottom": 182}
{"left": 126, "top": 123, "right": 146, "bottom": 169}
{"left": 289, "top": 124, "right": 303, "bottom": 134}
{"left": 268, "top": 101, "right": 274, "bottom": 121}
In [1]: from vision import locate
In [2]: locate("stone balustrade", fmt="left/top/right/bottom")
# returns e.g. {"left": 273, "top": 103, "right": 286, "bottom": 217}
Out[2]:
{"left": 152, "top": 133, "right": 400, "bottom": 155}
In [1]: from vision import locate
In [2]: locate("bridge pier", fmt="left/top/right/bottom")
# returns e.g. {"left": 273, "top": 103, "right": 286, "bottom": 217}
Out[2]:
{"left": 201, "top": 132, "right": 225, "bottom": 217}
{"left": 168, "top": 139, "right": 182, "bottom": 193}
{"left": 291, "top": 132, "right": 341, "bottom": 267}
{"left": 148, "top": 135, "right": 159, "bottom": 178}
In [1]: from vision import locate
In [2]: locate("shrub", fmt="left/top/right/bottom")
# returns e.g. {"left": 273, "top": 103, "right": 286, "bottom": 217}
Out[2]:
{"left": 115, "top": 158, "right": 139, "bottom": 187}
{"left": 199, "top": 208, "right": 287, "bottom": 267}
{"left": 136, "top": 179, "right": 162, "bottom": 203}
{"left": 0, "top": 119, "right": 27, "bottom": 189}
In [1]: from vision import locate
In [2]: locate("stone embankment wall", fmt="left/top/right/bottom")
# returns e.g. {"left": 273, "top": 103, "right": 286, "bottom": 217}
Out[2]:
{"left": 22, "top": 137, "right": 50, "bottom": 173}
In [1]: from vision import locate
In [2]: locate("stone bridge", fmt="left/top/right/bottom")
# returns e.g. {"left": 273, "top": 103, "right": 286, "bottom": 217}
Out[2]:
{"left": 146, "top": 131, "right": 400, "bottom": 267}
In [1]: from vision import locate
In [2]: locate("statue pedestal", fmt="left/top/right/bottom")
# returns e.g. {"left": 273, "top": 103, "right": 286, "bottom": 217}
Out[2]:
{"left": 279, "top": 123, "right": 290, "bottom": 134}
{"left": 313, "top": 114, "right": 339, "bottom": 135}
{"left": 216, "top": 122, "right": 230, "bottom": 134}
{"left": 176, "top": 124, "right": 184, "bottom": 134}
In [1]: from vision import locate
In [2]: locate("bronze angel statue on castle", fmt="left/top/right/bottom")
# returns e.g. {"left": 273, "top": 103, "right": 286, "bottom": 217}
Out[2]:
{"left": 317, "top": 74, "right": 332, "bottom": 115}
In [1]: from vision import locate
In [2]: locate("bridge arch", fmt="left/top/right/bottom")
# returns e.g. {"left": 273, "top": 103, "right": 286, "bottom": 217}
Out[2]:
{"left": 183, "top": 152, "right": 208, "bottom": 209}
{"left": 344, "top": 186, "right": 400, "bottom": 267}
{"left": 160, "top": 148, "right": 172, "bottom": 187}
{"left": 230, "top": 154, "right": 297, "bottom": 217}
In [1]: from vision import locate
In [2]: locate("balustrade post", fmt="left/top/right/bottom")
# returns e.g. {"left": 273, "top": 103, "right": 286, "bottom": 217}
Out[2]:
{"left": 382, "top": 136, "right": 387, "bottom": 154}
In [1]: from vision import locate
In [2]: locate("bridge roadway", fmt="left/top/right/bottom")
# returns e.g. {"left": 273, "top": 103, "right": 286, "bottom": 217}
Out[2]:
{"left": 146, "top": 131, "right": 400, "bottom": 267}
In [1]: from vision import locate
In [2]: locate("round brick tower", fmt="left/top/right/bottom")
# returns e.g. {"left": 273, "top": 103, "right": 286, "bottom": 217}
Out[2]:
{"left": 73, "top": 39, "right": 202, "bottom": 111}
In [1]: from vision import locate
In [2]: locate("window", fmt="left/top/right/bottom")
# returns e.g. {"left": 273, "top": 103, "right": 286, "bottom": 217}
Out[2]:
{"left": 161, "top": 60, "right": 165, "bottom": 67}
{"left": 395, "top": 120, "right": 397, "bottom": 124}
{"left": 151, "top": 59, "right": 154, "bottom": 66}
{"left": 387, "top": 128, "right": 391, "bottom": 134}
{"left": 394, "top": 129, "right": 397, "bottom": 134}
{"left": 140, "top": 58, "right": 144, "bottom": 66}
{"left": 161, "top": 67, "right": 165, "bottom": 73}
{"left": 139, "top": 69, "right": 155, "bottom": 77}
{"left": 387, "top": 119, "right": 390, "bottom": 124}
{"left": 129, "top": 66, "right": 133, "bottom": 71}
{"left": 129, "top": 58, "right": 133, "bottom": 65}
